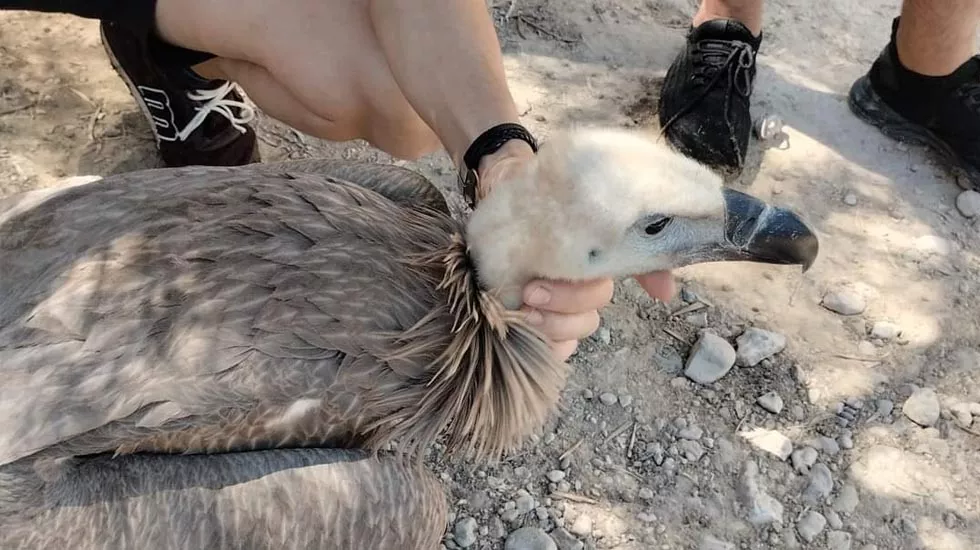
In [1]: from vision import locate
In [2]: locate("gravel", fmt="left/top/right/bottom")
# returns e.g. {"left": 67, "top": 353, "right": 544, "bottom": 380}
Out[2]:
{"left": 902, "top": 387, "right": 941, "bottom": 427}
{"left": 684, "top": 333, "right": 737, "bottom": 384}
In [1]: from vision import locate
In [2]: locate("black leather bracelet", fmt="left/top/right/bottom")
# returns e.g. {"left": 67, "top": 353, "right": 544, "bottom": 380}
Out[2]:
{"left": 459, "top": 123, "right": 538, "bottom": 208}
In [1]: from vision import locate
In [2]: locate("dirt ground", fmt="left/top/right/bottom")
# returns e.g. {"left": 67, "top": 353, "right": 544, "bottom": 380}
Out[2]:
{"left": 2, "top": 1, "right": 979, "bottom": 549}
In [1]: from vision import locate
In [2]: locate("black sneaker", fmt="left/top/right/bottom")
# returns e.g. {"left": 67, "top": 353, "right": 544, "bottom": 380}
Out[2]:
{"left": 99, "top": 20, "right": 260, "bottom": 168}
{"left": 848, "top": 17, "right": 980, "bottom": 190}
{"left": 658, "top": 19, "right": 762, "bottom": 177}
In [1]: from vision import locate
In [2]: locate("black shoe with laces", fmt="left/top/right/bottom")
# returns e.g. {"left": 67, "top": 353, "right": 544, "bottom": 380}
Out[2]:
{"left": 848, "top": 17, "right": 980, "bottom": 190}
{"left": 99, "top": 20, "right": 260, "bottom": 168}
{"left": 658, "top": 19, "right": 762, "bottom": 176}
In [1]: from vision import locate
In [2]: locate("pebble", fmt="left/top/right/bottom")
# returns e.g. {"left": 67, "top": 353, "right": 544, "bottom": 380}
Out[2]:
{"left": 618, "top": 394, "right": 633, "bottom": 407}
{"left": 582, "top": 389, "right": 594, "bottom": 400}
{"left": 948, "top": 402, "right": 974, "bottom": 427}
{"left": 699, "top": 535, "right": 735, "bottom": 550}
{"left": 756, "top": 391, "right": 784, "bottom": 414}
{"left": 596, "top": 327, "right": 612, "bottom": 345}
{"left": 826, "top": 530, "right": 853, "bottom": 550}
{"left": 843, "top": 193, "right": 858, "bottom": 206}
{"left": 680, "top": 287, "right": 699, "bottom": 303}
{"left": 638, "top": 487, "right": 654, "bottom": 501}
{"left": 816, "top": 436, "right": 841, "bottom": 456}
{"left": 796, "top": 511, "right": 827, "bottom": 543}
{"left": 515, "top": 491, "right": 536, "bottom": 514}
{"left": 741, "top": 428, "right": 793, "bottom": 461}
{"left": 737, "top": 461, "right": 784, "bottom": 526}
{"left": 876, "top": 399, "right": 894, "bottom": 417}
{"left": 678, "top": 426, "right": 704, "bottom": 440}
{"left": 636, "top": 512, "right": 658, "bottom": 523}
{"left": 454, "top": 517, "right": 479, "bottom": 548}
{"left": 833, "top": 483, "right": 860, "bottom": 514}
{"left": 684, "top": 333, "right": 737, "bottom": 384}
{"left": 870, "top": 321, "right": 901, "bottom": 340}
{"left": 857, "top": 341, "right": 877, "bottom": 356}
{"left": 791, "top": 446, "right": 818, "bottom": 474}
{"left": 821, "top": 288, "right": 867, "bottom": 316}
{"left": 970, "top": 402, "right": 980, "bottom": 416}
{"left": 549, "top": 528, "right": 583, "bottom": 550}
{"left": 955, "top": 189, "right": 980, "bottom": 218}
{"left": 839, "top": 430, "right": 854, "bottom": 449}
{"left": 546, "top": 470, "right": 566, "bottom": 483}
{"left": 826, "top": 510, "right": 844, "bottom": 530}
{"left": 504, "top": 527, "right": 556, "bottom": 550}
{"left": 902, "top": 387, "right": 941, "bottom": 427}
{"left": 803, "top": 463, "right": 834, "bottom": 504}
{"left": 678, "top": 440, "right": 706, "bottom": 461}
{"left": 599, "top": 392, "right": 618, "bottom": 406}
{"left": 568, "top": 514, "right": 592, "bottom": 537}
{"left": 735, "top": 328, "right": 787, "bottom": 366}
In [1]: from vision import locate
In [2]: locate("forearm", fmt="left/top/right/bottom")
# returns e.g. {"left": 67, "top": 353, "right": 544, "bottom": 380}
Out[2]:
{"left": 366, "top": 0, "right": 524, "bottom": 167}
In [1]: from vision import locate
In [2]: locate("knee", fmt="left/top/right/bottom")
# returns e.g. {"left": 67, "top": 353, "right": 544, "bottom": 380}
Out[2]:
{"left": 361, "top": 102, "right": 442, "bottom": 161}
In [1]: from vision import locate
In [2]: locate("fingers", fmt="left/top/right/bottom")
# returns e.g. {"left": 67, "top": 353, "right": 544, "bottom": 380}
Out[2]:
{"left": 523, "top": 278, "right": 614, "bottom": 315}
{"left": 634, "top": 271, "right": 676, "bottom": 302}
{"left": 523, "top": 307, "right": 601, "bottom": 343}
{"left": 549, "top": 340, "right": 579, "bottom": 362}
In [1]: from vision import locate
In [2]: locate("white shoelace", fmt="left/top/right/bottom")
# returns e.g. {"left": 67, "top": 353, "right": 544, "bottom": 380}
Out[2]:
{"left": 176, "top": 81, "right": 257, "bottom": 142}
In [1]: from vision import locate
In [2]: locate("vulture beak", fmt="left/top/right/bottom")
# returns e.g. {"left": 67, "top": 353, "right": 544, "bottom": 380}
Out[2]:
{"left": 718, "top": 188, "right": 819, "bottom": 272}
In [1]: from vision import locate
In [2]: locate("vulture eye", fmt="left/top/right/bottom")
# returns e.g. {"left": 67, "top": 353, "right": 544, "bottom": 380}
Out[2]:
{"left": 644, "top": 217, "right": 672, "bottom": 236}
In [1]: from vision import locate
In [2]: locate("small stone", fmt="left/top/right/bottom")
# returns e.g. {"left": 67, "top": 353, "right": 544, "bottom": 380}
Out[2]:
{"left": 599, "top": 392, "right": 618, "bottom": 406}
{"left": 870, "top": 321, "right": 901, "bottom": 340}
{"left": 549, "top": 528, "right": 584, "bottom": 550}
{"left": 857, "top": 341, "right": 877, "bottom": 356}
{"left": 821, "top": 288, "right": 867, "bottom": 316}
{"left": 636, "top": 512, "right": 658, "bottom": 523}
{"left": 791, "top": 446, "right": 818, "bottom": 474}
{"left": 969, "top": 402, "right": 980, "bottom": 416}
{"left": 515, "top": 491, "right": 536, "bottom": 514}
{"left": 843, "top": 193, "right": 858, "bottom": 206}
{"left": 684, "top": 333, "right": 737, "bottom": 384}
{"left": 803, "top": 463, "right": 834, "bottom": 504}
{"left": 955, "top": 190, "right": 980, "bottom": 218}
{"left": 833, "top": 483, "right": 860, "bottom": 514}
{"left": 678, "top": 440, "right": 706, "bottom": 461}
{"left": 796, "top": 511, "right": 827, "bottom": 543}
{"left": 826, "top": 530, "right": 853, "bottom": 550}
{"left": 876, "top": 399, "right": 894, "bottom": 417}
{"left": 568, "top": 514, "right": 592, "bottom": 537}
{"left": 816, "top": 436, "right": 841, "bottom": 456}
{"left": 596, "top": 327, "right": 612, "bottom": 345}
{"left": 699, "top": 534, "right": 736, "bottom": 550}
{"left": 757, "top": 391, "right": 784, "bottom": 414}
{"left": 618, "top": 394, "right": 633, "bottom": 407}
{"left": 903, "top": 387, "right": 941, "bottom": 427}
{"left": 949, "top": 402, "right": 974, "bottom": 427}
{"left": 546, "top": 470, "right": 566, "bottom": 483}
{"left": 839, "top": 431, "right": 854, "bottom": 449}
{"left": 898, "top": 517, "right": 917, "bottom": 534}
{"left": 454, "top": 517, "right": 479, "bottom": 548}
{"left": 638, "top": 487, "right": 654, "bottom": 501}
{"left": 826, "top": 510, "right": 844, "bottom": 530}
{"left": 504, "top": 527, "right": 557, "bottom": 550}
{"left": 735, "top": 327, "right": 787, "bottom": 366}
{"left": 737, "top": 461, "right": 784, "bottom": 526}
{"left": 680, "top": 287, "right": 698, "bottom": 303}
{"left": 582, "top": 389, "right": 594, "bottom": 400}
{"left": 678, "top": 426, "right": 704, "bottom": 440}
{"left": 741, "top": 428, "right": 793, "bottom": 461}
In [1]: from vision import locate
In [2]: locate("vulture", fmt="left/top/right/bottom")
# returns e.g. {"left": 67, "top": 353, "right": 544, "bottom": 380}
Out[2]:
{"left": 0, "top": 127, "right": 818, "bottom": 549}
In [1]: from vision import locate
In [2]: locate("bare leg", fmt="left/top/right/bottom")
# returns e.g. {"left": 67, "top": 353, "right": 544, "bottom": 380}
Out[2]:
{"left": 692, "top": 0, "right": 764, "bottom": 36}
{"left": 896, "top": 0, "right": 980, "bottom": 76}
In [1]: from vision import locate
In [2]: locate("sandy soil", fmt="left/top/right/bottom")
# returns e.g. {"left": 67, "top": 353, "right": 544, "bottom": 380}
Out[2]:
{"left": 1, "top": 1, "right": 979, "bottom": 549}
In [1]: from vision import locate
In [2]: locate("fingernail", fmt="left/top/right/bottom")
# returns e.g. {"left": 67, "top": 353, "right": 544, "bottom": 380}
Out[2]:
{"left": 525, "top": 309, "right": 544, "bottom": 326}
{"left": 527, "top": 286, "right": 551, "bottom": 306}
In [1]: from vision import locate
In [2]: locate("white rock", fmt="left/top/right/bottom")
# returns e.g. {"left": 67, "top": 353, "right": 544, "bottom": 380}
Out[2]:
{"left": 741, "top": 428, "right": 793, "bottom": 461}
{"left": 870, "top": 321, "right": 902, "bottom": 340}
{"left": 568, "top": 514, "right": 592, "bottom": 537}
{"left": 735, "top": 327, "right": 787, "bottom": 366}
{"left": 599, "top": 392, "right": 618, "bottom": 406}
{"left": 737, "top": 461, "right": 784, "bottom": 526}
{"left": 948, "top": 402, "right": 974, "bottom": 427}
{"left": 969, "top": 402, "right": 980, "bottom": 416}
{"left": 684, "top": 333, "right": 737, "bottom": 385}
{"left": 821, "top": 288, "right": 866, "bottom": 315}
{"left": 549, "top": 528, "right": 583, "bottom": 550}
{"left": 699, "top": 535, "right": 735, "bottom": 550}
{"left": 756, "top": 391, "right": 784, "bottom": 414}
{"left": 802, "top": 463, "right": 834, "bottom": 504}
{"left": 796, "top": 511, "right": 827, "bottom": 543}
{"left": 504, "top": 527, "right": 557, "bottom": 550}
{"left": 843, "top": 193, "right": 858, "bottom": 206}
{"left": 903, "top": 387, "right": 941, "bottom": 427}
{"left": 955, "top": 190, "right": 980, "bottom": 218}
{"left": 546, "top": 470, "right": 566, "bottom": 483}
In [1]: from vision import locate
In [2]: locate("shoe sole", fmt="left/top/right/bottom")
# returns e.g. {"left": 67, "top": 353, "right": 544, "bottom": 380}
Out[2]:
{"left": 848, "top": 74, "right": 980, "bottom": 191}
{"left": 99, "top": 23, "right": 166, "bottom": 151}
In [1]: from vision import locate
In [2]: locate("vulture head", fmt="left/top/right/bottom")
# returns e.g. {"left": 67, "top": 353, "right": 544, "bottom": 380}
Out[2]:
{"left": 465, "top": 127, "right": 819, "bottom": 308}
